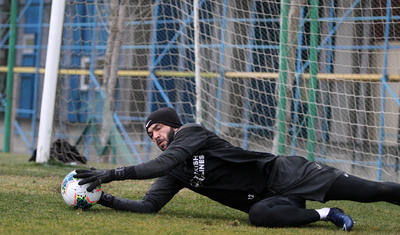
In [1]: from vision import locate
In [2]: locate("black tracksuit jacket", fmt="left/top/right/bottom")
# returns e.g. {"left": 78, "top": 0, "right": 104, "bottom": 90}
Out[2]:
{"left": 121, "top": 123, "right": 279, "bottom": 213}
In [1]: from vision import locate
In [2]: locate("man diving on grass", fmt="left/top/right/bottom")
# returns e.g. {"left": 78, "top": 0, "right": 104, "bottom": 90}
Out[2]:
{"left": 75, "top": 107, "right": 400, "bottom": 231}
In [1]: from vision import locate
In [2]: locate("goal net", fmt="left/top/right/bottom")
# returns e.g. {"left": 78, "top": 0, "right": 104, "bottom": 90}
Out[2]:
{"left": 47, "top": 0, "right": 400, "bottom": 182}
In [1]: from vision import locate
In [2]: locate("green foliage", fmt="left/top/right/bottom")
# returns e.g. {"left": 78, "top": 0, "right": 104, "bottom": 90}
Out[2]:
{"left": 0, "top": 153, "right": 399, "bottom": 234}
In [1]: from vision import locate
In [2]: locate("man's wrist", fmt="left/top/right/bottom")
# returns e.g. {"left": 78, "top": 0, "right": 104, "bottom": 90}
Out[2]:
{"left": 113, "top": 167, "right": 125, "bottom": 180}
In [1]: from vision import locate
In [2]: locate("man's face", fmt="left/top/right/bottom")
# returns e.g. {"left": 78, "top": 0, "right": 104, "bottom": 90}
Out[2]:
{"left": 147, "top": 123, "right": 174, "bottom": 151}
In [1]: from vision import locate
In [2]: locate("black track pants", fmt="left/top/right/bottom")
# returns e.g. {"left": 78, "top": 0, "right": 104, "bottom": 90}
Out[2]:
{"left": 248, "top": 174, "right": 400, "bottom": 227}
{"left": 248, "top": 195, "right": 319, "bottom": 227}
{"left": 325, "top": 174, "right": 400, "bottom": 205}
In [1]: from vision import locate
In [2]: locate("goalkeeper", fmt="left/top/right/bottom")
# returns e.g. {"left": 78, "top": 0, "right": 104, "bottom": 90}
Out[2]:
{"left": 75, "top": 107, "right": 400, "bottom": 231}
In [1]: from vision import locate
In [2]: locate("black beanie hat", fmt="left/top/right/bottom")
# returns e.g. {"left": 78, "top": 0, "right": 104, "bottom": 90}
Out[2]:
{"left": 145, "top": 107, "right": 182, "bottom": 133}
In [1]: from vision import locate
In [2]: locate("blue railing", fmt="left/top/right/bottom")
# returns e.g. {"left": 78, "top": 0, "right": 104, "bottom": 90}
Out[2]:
{"left": 0, "top": 0, "right": 399, "bottom": 180}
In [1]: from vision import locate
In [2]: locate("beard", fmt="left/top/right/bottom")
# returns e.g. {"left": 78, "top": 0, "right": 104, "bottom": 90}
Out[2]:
{"left": 167, "top": 127, "right": 175, "bottom": 143}
{"left": 159, "top": 127, "right": 175, "bottom": 151}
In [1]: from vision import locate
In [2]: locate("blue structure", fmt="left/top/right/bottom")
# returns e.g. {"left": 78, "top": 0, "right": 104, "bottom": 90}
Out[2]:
{"left": 0, "top": 0, "right": 399, "bottom": 180}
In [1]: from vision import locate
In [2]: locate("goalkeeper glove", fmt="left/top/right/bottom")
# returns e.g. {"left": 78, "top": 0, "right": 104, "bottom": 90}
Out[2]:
{"left": 75, "top": 167, "right": 125, "bottom": 192}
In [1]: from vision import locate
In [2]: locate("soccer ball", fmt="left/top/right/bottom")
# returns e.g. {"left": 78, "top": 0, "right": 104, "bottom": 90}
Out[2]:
{"left": 60, "top": 170, "right": 102, "bottom": 209}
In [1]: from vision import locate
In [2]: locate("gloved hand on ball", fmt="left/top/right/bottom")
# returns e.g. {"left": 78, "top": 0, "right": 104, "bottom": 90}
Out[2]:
{"left": 75, "top": 167, "right": 125, "bottom": 192}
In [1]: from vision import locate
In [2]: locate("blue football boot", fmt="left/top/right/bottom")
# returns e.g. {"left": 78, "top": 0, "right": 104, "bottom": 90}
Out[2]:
{"left": 326, "top": 208, "right": 354, "bottom": 231}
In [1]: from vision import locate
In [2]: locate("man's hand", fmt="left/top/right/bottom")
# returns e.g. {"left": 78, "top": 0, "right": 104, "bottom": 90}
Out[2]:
{"left": 75, "top": 168, "right": 114, "bottom": 192}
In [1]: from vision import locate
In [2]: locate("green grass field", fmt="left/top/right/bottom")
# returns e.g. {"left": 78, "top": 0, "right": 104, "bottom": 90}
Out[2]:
{"left": 0, "top": 153, "right": 399, "bottom": 234}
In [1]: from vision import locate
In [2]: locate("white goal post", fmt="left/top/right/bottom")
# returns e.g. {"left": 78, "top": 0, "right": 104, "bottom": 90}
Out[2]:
{"left": 36, "top": 0, "right": 66, "bottom": 163}
{"left": 37, "top": 0, "right": 400, "bottom": 182}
